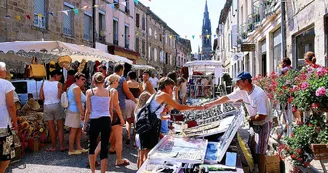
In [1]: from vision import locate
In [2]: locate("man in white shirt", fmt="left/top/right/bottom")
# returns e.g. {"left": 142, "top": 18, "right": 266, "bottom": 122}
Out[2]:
{"left": 204, "top": 71, "right": 272, "bottom": 173}
{"left": 0, "top": 62, "right": 17, "bottom": 173}
{"left": 149, "top": 73, "right": 159, "bottom": 91}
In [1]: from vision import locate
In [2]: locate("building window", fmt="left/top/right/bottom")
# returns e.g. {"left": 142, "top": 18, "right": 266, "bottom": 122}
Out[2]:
{"left": 125, "top": 25, "right": 129, "bottom": 49}
{"left": 63, "top": 3, "right": 73, "bottom": 36}
{"left": 295, "top": 28, "right": 315, "bottom": 70}
{"left": 170, "top": 54, "right": 173, "bottom": 65}
{"left": 273, "top": 28, "right": 281, "bottom": 72}
{"left": 154, "top": 48, "right": 157, "bottom": 62}
{"left": 160, "top": 34, "right": 162, "bottom": 42}
{"left": 125, "top": 0, "right": 130, "bottom": 14}
{"left": 149, "top": 28, "right": 152, "bottom": 36}
{"left": 99, "top": 12, "right": 106, "bottom": 41}
{"left": 160, "top": 50, "right": 164, "bottom": 62}
{"left": 113, "top": 19, "right": 119, "bottom": 45}
{"left": 142, "top": 16, "right": 145, "bottom": 31}
{"left": 142, "top": 40, "right": 145, "bottom": 55}
{"left": 84, "top": 13, "right": 92, "bottom": 41}
{"left": 165, "top": 34, "right": 168, "bottom": 44}
{"left": 136, "top": 13, "right": 140, "bottom": 28}
{"left": 148, "top": 46, "right": 151, "bottom": 59}
{"left": 154, "top": 31, "right": 157, "bottom": 39}
{"left": 136, "top": 37, "right": 139, "bottom": 53}
{"left": 34, "top": 0, "right": 46, "bottom": 28}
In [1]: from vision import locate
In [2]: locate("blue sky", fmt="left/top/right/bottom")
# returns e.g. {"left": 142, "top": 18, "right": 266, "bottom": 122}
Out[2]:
{"left": 138, "top": 0, "right": 225, "bottom": 53}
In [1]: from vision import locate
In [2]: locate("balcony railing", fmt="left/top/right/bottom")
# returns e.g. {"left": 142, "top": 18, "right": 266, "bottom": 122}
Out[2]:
{"left": 264, "top": 0, "right": 280, "bottom": 18}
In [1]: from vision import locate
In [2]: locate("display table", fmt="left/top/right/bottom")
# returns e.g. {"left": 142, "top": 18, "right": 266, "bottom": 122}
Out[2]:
{"left": 138, "top": 106, "right": 246, "bottom": 173}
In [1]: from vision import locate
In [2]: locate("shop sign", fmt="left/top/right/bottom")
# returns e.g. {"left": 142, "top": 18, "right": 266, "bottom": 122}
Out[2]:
{"left": 241, "top": 44, "right": 256, "bottom": 52}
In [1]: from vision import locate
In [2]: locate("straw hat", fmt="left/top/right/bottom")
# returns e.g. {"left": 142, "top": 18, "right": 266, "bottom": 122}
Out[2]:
{"left": 57, "top": 55, "right": 72, "bottom": 69}
{"left": 21, "top": 98, "right": 40, "bottom": 112}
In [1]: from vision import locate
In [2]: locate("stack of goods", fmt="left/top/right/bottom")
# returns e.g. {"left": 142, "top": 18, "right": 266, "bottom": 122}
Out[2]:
{"left": 148, "top": 136, "right": 208, "bottom": 164}
{"left": 17, "top": 112, "right": 48, "bottom": 152}
{"left": 183, "top": 122, "right": 221, "bottom": 137}
{"left": 183, "top": 103, "right": 236, "bottom": 126}
{"left": 138, "top": 161, "right": 182, "bottom": 173}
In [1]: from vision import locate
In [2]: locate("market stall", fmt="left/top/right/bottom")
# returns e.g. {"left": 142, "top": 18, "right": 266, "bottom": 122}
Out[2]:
{"left": 132, "top": 64, "right": 156, "bottom": 81}
{"left": 138, "top": 99, "right": 246, "bottom": 173}
{"left": 183, "top": 60, "right": 223, "bottom": 98}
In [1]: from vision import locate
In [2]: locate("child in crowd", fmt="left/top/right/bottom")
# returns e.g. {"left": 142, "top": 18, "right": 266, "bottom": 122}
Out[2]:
{"left": 135, "top": 92, "right": 152, "bottom": 168}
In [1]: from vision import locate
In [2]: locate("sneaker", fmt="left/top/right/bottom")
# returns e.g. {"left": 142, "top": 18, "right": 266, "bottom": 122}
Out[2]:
{"left": 68, "top": 150, "right": 82, "bottom": 155}
{"left": 76, "top": 148, "right": 88, "bottom": 153}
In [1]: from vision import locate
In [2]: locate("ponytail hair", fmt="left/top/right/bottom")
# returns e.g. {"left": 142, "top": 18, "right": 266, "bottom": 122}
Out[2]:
{"left": 304, "top": 51, "right": 316, "bottom": 64}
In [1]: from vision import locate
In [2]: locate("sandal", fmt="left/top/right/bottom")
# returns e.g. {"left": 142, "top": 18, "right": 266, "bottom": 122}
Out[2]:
{"left": 116, "top": 159, "right": 130, "bottom": 166}
{"left": 45, "top": 147, "right": 56, "bottom": 152}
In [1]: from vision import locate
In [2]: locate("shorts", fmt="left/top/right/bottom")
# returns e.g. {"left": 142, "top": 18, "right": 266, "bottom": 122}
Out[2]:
{"left": 139, "top": 119, "right": 161, "bottom": 150}
{"left": 120, "top": 108, "right": 127, "bottom": 121}
{"left": 65, "top": 110, "right": 81, "bottom": 128}
{"left": 253, "top": 121, "right": 272, "bottom": 154}
{"left": 44, "top": 103, "right": 65, "bottom": 121}
{"left": 0, "top": 128, "right": 15, "bottom": 161}
{"left": 125, "top": 100, "right": 136, "bottom": 119}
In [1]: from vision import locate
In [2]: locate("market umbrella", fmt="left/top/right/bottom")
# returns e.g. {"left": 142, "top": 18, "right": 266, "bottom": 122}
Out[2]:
{"left": 0, "top": 41, "right": 132, "bottom": 64}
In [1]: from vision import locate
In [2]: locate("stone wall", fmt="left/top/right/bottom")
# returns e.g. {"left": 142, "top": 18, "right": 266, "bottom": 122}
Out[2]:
{"left": 0, "top": 0, "right": 93, "bottom": 47}
{"left": 285, "top": 0, "right": 328, "bottom": 66}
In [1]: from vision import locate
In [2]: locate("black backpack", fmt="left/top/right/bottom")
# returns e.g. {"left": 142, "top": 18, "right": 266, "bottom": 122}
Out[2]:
{"left": 136, "top": 94, "right": 163, "bottom": 134}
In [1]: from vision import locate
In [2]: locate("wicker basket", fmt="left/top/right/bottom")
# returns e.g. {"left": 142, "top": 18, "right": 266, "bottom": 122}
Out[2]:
{"left": 311, "top": 144, "right": 328, "bottom": 160}
{"left": 265, "top": 155, "right": 280, "bottom": 173}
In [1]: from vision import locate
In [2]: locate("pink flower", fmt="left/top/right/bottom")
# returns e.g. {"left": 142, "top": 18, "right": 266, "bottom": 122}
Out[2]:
{"left": 293, "top": 86, "right": 299, "bottom": 91}
{"left": 315, "top": 87, "right": 327, "bottom": 96}
{"left": 301, "top": 82, "right": 310, "bottom": 90}
{"left": 286, "top": 80, "right": 291, "bottom": 85}
{"left": 316, "top": 67, "right": 327, "bottom": 76}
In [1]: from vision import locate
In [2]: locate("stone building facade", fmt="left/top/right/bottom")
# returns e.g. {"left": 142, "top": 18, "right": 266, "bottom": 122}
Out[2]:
{"left": 285, "top": 0, "right": 328, "bottom": 69}
{"left": 176, "top": 38, "right": 192, "bottom": 68}
{"left": 0, "top": 0, "right": 139, "bottom": 64}
{"left": 0, "top": 0, "right": 93, "bottom": 47}
{"left": 216, "top": 0, "right": 328, "bottom": 78}
{"left": 135, "top": 1, "right": 180, "bottom": 74}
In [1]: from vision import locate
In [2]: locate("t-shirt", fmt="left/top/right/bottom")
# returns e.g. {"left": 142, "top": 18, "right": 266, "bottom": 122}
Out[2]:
{"left": 0, "top": 79, "right": 15, "bottom": 128}
{"left": 227, "top": 85, "right": 271, "bottom": 125}
{"left": 149, "top": 77, "right": 159, "bottom": 89}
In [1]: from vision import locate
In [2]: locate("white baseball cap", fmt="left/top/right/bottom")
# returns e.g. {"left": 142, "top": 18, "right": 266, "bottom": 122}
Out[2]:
{"left": 0, "top": 62, "right": 6, "bottom": 71}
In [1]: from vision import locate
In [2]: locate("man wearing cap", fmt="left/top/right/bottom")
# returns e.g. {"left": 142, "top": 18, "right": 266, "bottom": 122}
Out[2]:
{"left": 204, "top": 71, "right": 272, "bottom": 173}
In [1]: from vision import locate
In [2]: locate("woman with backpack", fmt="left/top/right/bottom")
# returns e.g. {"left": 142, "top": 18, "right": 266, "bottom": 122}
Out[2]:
{"left": 136, "top": 77, "right": 204, "bottom": 168}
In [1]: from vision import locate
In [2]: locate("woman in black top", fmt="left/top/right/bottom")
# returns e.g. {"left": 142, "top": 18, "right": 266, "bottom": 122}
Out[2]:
{"left": 125, "top": 71, "right": 142, "bottom": 145}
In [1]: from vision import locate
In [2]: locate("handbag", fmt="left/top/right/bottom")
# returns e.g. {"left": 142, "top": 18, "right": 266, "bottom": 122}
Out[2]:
{"left": 29, "top": 57, "right": 46, "bottom": 79}
{"left": 61, "top": 92, "right": 68, "bottom": 108}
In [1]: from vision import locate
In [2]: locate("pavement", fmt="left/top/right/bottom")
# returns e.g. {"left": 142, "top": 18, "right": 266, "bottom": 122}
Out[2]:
{"left": 6, "top": 131, "right": 138, "bottom": 173}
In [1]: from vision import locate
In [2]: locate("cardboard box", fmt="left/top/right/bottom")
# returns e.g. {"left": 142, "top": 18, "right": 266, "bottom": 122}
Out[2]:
{"left": 266, "top": 155, "right": 280, "bottom": 173}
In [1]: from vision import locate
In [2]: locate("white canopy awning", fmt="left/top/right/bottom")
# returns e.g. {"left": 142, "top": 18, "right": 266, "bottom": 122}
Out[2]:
{"left": 183, "top": 60, "right": 223, "bottom": 67}
{"left": 132, "top": 64, "right": 155, "bottom": 70}
{"left": 183, "top": 60, "right": 223, "bottom": 85}
{"left": 0, "top": 41, "right": 132, "bottom": 64}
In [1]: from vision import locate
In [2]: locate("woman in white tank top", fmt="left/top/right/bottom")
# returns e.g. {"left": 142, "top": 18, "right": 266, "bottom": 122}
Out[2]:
{"left": 39, "top": 70, "right": 66, "bottom": 152}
